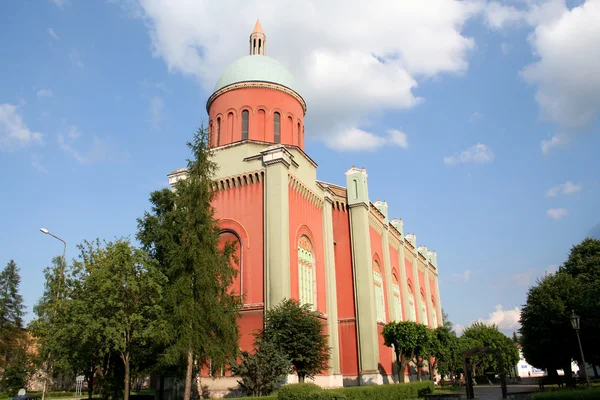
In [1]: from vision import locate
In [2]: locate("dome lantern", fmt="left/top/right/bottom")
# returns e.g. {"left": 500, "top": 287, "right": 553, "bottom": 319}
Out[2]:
{"left": 250, "top": 19, "right": 266, "bottom": 56}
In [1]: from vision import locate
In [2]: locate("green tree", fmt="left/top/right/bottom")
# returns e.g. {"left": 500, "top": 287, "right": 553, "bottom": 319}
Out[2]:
{"left": 74, "top": 239, "right": 165, "bottom": 400}
{"left": 382, "top": 321, "right": 430, "bottom": 382}
{"left": 429, "top": 325, "right": 457, "bottom": 378}
{"left": 462, "top": 322, "right": 519, "bottom": 378}
{"left": 0, "top": 344, "right": 34, "bottom": 396}
{"left": 0, "top": 259, "right": 26, "bottom": 357}
{"left": 137, "top": 127, "right": 241, "bottom": 399}
{"left": 231, "top": 339, "right": 291, "bottom": 396}
{"left": 261, "top": 299, "right": 330, "bottom": 383}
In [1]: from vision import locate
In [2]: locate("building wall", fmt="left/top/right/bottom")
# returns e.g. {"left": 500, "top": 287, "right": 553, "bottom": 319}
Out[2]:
{"left": 404, "top": 256, "right": 418, "bottom": 323}
{"left": 331, "top": 202, "right": 359, "bottom": 377}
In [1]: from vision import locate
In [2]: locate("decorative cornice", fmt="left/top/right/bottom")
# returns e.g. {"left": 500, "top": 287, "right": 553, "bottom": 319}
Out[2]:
{"left": 207, "top": 81, "right": 307, "bottom": 114}
{"left": 347, "top": 202, "right": 368, "bottom": 211}
{"left": 289, "top": 174, "right": 324, "bottom": 208}
{"left": 211, "top": 170, "right": 264, "bottom": 192}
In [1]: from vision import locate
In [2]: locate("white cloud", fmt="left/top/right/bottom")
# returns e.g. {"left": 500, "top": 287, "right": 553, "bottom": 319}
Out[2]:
{"left": 325, "top": 127, "right": 408, "bottom": 152}
{"left": 58, "top": 126, "right": 128, "bottom": 164}
{"left": 545, "top": 181, "right": 581, "bottom": 197}
{"left": 148, "top": 96, "right": 165, "bottom": 130}
{"left": 0, "top": 104, "right": 44, "bottom": 151}
{"left": 132, "top": 0, "right": 481, "bottom": 150}
{"left": 48, "top": 28, "right": 59, "bottom": 40}
{"left": 36, "top": 89, "right": 54, "bottom": 98}
{"left": 453, "top": 323, "right": 465, "bottom": 335}
{"left": 485, "top": 304, "right": 521, "bottom": 331}
{"left": 50, "top": 0, "right": 66, "bottom": 7}
{"left": 547, "top": 207, "right": 568, "bottom": 220}
{"left": 443, "top": 143, "right": 494, "bottom": 165}
{"left": 512, "top": 271, "right": 534, "bottom": 287}
{"left": 451, "top": 269, "right": 471, "bottom": 283}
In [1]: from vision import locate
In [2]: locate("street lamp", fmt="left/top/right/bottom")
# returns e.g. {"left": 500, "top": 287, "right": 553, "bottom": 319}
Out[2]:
{"left": 39, "top": 228, "right": 67, "bottom": 400}
{"left": 569, "top": 311, "right": 591, "bottom": 387}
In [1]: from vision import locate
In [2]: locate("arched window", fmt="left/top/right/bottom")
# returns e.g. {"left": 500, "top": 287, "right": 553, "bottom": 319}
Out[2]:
{"left": 297, "top": 122, "right": 301, "bottom": 146}
{"left": 407, "top": 283, "right": 416, "bottom": 322}
{"left": 431, "top": 296, "right": 438, "bottom": 327}
{"left": 420, "top": 291, "right": 428, "bottom": 326}
{"left": 217, "top": 117, "right": 221, "bottom": 146}
{"left": 373, "top": 261, "right": 386, "bottom": 323}
{"left": 298, "top": 236, "right": 316, "bottom": 310}
{"left": 219, "top": 231, "right": 241, "bottom": 296}
{"left": 242, "top": 110, "right": 249, "bottom": 140}
{"left": 274, "top": 112, "right": 281, "bottom": 143}
{"left": 392, "top": 274, "right": 402, "bottom": 321}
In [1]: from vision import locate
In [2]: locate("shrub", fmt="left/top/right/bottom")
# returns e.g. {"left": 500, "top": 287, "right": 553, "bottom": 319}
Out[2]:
{"left": 338, "top": 381, "right": 433, "bottom": 400}
{"left": 531, "top": 388, "right": 600, "bottom": 400}
{"left": 245, "top": 396, "right": 278, "bottom": 400}
{"left": 277, "top": 383, "right": 322, "bottom": 400}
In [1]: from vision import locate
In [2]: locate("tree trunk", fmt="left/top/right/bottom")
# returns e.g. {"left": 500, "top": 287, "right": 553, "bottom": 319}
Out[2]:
{"left": 298, "top": 373, "right": 305, "bottom": 383}
{"left": 416, "top": 358, "right": 422, "bottom": 381}
{"left": 400, "top": 356, "right": 409, "bottom": 383}
{"left": 158, "top": 374, "right": 165, "bottom": 400}
{"left": 87, "top": 367, "right": 94, "bottom": 400}
{"left": 123, "top": 352, "right": 131, "bottom": 400}
{"left": 184, "top": 348, "right": 194, "bottom": 400}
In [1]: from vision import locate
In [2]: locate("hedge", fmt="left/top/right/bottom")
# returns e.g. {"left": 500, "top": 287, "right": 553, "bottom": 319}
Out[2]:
{"left": 531, "top": 388, "right": 600, "bottom": 400}
{"left": 244, "top": 396, "right": 278, "bottom": 400}
{"left": 276, "top": 381, "right": 433, "bottom": 400}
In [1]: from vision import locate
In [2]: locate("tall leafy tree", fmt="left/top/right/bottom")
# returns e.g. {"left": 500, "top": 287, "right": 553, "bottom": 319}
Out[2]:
{"left": 137, "top": 127, "right": 241, "bottom": 399}
{"left": 429, "top": 325, "right": 457, "bottom": 378}
{"left": 382, "top": 321, "right": 430, "bottom": 382}
{"left": 261, "top": 299, "right": 330, "bottom": 383}
{"left": 462, "top": 322, "right": 519, "bottom": 378}
{"left": 74, "top": 239, "right": 165, "bottom": 400}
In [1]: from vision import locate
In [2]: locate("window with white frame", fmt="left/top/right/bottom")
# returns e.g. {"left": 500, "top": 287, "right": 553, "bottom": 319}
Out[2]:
{"left": 420, "top": 292, "right": 429, "bottom": 326}
{"left": 407, "top": 283, "right": 417, "bottom": 322}
{"left": 373, "top": 262, "right": 386, "bottom": 323}
{"left": 298, "top": 236, "right": 316, "bottom": 310}
{"left": 392, "top": 275, "right": 402, "bottom": 321}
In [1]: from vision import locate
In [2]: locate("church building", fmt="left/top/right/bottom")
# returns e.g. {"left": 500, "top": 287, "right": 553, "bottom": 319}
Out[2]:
{"left": 168, "top": 20, "right": 443, "bottom": 392}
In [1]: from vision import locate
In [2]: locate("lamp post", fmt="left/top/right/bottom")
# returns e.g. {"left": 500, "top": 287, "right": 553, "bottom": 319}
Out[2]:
{"left": 569, "top": 311, "right": 591, "bottom": 387}
{"left": 39, "top": 228, "right": 67, "bottom": 400}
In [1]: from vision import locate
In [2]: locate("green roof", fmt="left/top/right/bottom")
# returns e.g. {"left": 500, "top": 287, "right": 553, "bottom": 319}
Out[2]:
{"left": 214, "top": 55, "right": 298, "bottom": 94}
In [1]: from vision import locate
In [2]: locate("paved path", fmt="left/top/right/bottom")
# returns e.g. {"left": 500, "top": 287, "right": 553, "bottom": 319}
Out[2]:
{"left": 469, "top": 385, "right": 539, "bottom": 400}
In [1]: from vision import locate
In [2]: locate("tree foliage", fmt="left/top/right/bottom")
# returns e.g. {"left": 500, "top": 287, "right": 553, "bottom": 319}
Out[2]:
{"left": 520, "top": 238, "right": 600, "bottom": 377}
{"left": 137, "top": 126, "right": 241, "bottom": 399}
{"left": 261, "top": 299, "right": 330, "bottom": 383}
{"left": 461, "top": 322, "right": 519, "bottom": 377}
{"left": 382, "top": 321, "right": 430, "bottom": 382}
{"left": 230, "top": 339, "right": 291, "bottom": 396}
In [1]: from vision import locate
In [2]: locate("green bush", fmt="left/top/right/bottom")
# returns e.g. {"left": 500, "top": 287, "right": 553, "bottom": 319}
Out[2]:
{"left": 277, "top": 383, "right": 322, "bottom": 400}
{"left": 338, "top": 381, "right": 433, "bottom": 399}
{"left": 531, "top": 388, "right": 600, "bottom": 400}
{"left": 245, "top": 396, "right": 278, "bottom": 400}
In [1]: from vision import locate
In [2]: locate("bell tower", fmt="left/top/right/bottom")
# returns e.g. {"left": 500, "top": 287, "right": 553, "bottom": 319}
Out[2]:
{"left": 249, "top": 19, "right": 266, "bottom": 55}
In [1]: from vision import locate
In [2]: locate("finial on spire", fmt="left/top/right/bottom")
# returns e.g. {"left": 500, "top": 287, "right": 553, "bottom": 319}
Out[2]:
{"left": 249, "top": 19, "right": 266, "bottom": 55}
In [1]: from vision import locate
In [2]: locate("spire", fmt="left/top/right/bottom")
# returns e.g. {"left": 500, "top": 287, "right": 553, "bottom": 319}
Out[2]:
{"left": 249, "top": 19, "right": 266, "bottom": 55}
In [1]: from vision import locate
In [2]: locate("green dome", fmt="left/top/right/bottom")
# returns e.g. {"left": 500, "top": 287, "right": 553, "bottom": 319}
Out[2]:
{"left": 214, "top": 55, "right": 298, "bottom": 94}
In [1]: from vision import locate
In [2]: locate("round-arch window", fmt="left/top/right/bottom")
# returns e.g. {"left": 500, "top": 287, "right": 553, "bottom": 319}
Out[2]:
{"left": 373, "top": 261, "right": 386, "bottom": 323}
{"left": 298, "top": 236, "right": 316, "bottom": 310}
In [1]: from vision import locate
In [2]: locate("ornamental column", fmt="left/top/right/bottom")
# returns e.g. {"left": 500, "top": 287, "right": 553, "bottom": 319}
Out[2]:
{"left": 374, "top": 201, "right": 396, "bottom": 324}
{"left": 262, "top": 145, "right": 292, "bottom": 309}
{"left": 345, "top": 167, "right": 381, "bottom": 385}
{"left": 406, "top": 234, "right": 424, "bottom": 323}
{"left": 423, "top": 259, "right": 434, "bottom": 327}
{"left": 322, "top": 188, "right": 342, "bottom": 385}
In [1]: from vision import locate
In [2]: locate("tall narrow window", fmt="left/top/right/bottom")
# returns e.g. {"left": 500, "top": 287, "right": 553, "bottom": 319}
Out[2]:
{"left": 420, "top": 292, "right": 428, "bottom": 326}
{"left": 407, "top": 283, "right": 416, "bottom": 322}
{"left": 298, "top": 236, "right": 316, "bottom": 310}
{"left": 353, "top": 180, "right": 358, "bottom": 200}
{"left": 392, "top": 274, "right": 402, "bottom": 321}
{"left": 274, "top": 112, "right": 280, "bottom": 143}
{"left": 258, "top": 39, "right": 262, "bottom": 54}
{"left": 297, "top": 122, "right": 301, "bottom": 145}
{"left": 242, "top": 110, "right": 249, "bottom": 140}
{"left": 217, "top": 118, "right": 221, "bottom": 146}
{"left": 373, "top": 261, "right": 386, "bottom": 323}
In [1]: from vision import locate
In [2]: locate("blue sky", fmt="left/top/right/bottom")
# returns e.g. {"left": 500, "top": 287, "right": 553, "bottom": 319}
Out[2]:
{"left": 1, "top": 0, "right": 599, "bottom": 335}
